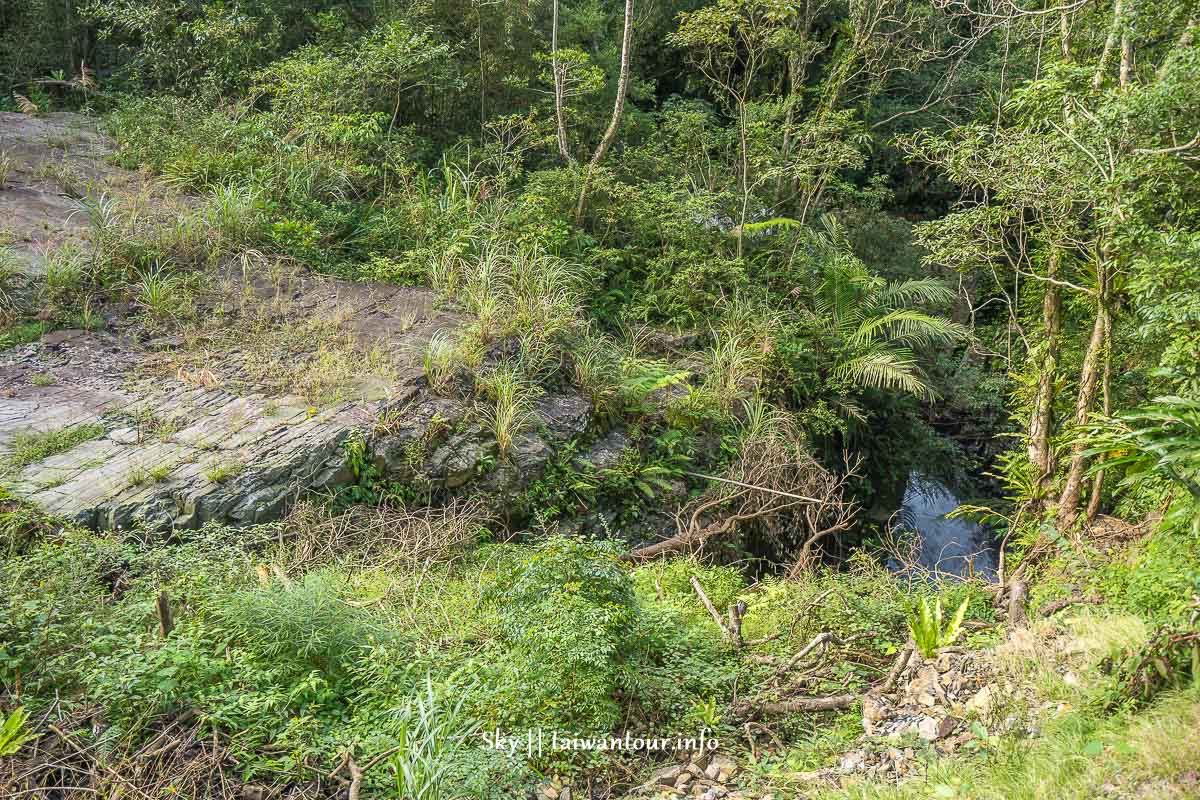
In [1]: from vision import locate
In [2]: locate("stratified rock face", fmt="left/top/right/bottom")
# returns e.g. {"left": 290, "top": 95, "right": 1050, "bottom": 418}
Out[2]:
{"left": 0, "top": 112, "right": 176, "bottom": 275}
{"left": 0, "top": 326, "right": 422, "bottom": 530}
{"left": 0, "top": 315, "right": 597, "bottom": 531}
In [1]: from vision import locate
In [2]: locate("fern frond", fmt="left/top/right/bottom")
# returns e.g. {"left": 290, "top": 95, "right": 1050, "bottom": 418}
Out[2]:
{"left": 874, "top": 277, "right": 956, "bottom": 308}
{"left": 940, "top": 598, "right": 969, "bottom": 648}
{"left": 14, "top": 94, "right": 38, "bottom": 115}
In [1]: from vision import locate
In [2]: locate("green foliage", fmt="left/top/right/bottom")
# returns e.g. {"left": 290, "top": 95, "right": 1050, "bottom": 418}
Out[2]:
{"left": 1085, "top": 396, "right": 1200, "bottom": 532}
{"left": 907, "top": 596, "right": 969, "bottom": 659}
{"left": 806, "top": 217, "right": 968, "bottom": 401}
{"left": 390, "top": 678, "right": 478, "bottom": 800}
{"left": 3, "top": 423, "right": 106, "bottom": 472}
{"left": 478, "top": 365, "right": 538, "bottom": 458}
{"left": 479, "top": 537, "right": 638, "bottom": 733}
{"left": 214, "top": 570, "right": 382, "bottom": 678}
{"left": 0, "top": 706, "right": 33, "bottom": 756}
{"left": 1092, "top": 532, "right": 1200, "bottom": 624}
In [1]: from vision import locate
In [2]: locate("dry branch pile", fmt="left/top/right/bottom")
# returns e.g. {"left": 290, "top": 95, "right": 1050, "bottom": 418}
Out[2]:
{"left": 627, "top": 412, "right": 859, "bottom": 566}
{"left": 278, "top": 498, "right": 492, "bottom": 572}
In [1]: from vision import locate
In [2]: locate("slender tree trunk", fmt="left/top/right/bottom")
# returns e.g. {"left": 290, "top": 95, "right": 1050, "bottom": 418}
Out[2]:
{"left": 1028, "top": 251, "right": 1062, "bottom": 497}
{"left": 552, "top": 0, "right": 572, "bottom": 162}
{"left": 1092, "top": 0, "right": 1122, "bottom": 89}
{"left": 1086, "top": 311, "right": 1114, "bottom": 521}
{"left": 735, "top": 96, "right": 750, "bottom": 259}
{"left": 574, "top": 0, "right": 635, "bottom": 221}
{"left": 1120, "top": 32, "right": 1132, "bottom": 86}
{"left": 1057, "top": 269, "right": 1110, "bottom": 531}
{"left": 775, "top": 54, "right": 804, "bottom": 204}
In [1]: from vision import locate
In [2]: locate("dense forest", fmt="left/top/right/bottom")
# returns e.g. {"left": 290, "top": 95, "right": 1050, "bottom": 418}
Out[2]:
{"left": 0, "top": 0, "right": 1198, "bottom": 797}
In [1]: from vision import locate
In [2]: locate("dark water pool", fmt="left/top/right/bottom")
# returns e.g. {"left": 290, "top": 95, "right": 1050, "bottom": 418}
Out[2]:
{"left": 891, "top": 472, "right": 999, "bottom": 580}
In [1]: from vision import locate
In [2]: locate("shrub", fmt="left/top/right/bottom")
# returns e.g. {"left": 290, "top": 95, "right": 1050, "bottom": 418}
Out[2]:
{"left": 213, "top": 569, "right": 383, "bottom": 678}
{"left": 476, "top": 537, "right": 639, "bottom": 734}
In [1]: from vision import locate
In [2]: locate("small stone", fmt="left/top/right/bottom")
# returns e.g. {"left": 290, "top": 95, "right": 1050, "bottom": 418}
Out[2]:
{"left": 938, "top": 716, "right": 960, "bottom": 739}
{"left": 543, "top": 787, "right": 558, "bottom": 800}
{"left": 674, "top": 772, "right": 693, "bottom": 789}
{"left": 107, "top": 427, "right": 140, "bottom": 445}
{"left": 41, "top": 329, "right": 84, "bottom": 347}
{"left": 560, "top": 787, "right": 571, "bottom": 800}
{"left": 651, "top": 765, "right": 685, "bottom": 787}
{"left": 708, "top": 755, "right": 737, "bottom": 776}
{"left": 917, "top": 716, "right": 941, "bottom": 741}
{"left": 704, "top": 762, "right": 721, "bottom": 780}
{"left": 965, "top": 685, "right": 993, "bottom": 716}
{"left": 839, "top": 750, "right": 866, "bottom": 772}
{"left": 861, "top": 693, "right": 889, "bottom": 735}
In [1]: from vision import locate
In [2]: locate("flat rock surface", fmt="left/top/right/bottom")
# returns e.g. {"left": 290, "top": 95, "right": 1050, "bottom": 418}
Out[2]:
{"left": 0, "top": 111, "right": 168, "bottom": 274}
{"left": 0, "top": 277, "right": 459, "bottom": 529}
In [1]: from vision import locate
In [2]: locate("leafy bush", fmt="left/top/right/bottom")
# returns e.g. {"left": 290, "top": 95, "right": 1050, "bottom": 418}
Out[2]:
{"left": 213, "top": 569, "right": 384, "bottom": 678}
{"left": 477, "top": 537, "right": 638, "bottom": 734}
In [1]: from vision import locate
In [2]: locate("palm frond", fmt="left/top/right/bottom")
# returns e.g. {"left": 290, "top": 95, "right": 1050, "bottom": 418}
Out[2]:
{"left": 834, "top": 347, "right": 936, "bottom": 399}
{"left": 849, "top": 309, "right": 969, "bottom": 348}
{"left": 874, "top": 277, "right": 956, "bottom": 308}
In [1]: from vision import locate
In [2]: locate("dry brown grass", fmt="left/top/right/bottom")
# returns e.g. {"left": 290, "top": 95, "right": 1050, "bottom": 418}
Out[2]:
{"left": 0, "top": 704, "right": 340, "bottom": 800}
{"left": 276, "top": 498, "right": 492, "bottom": 573}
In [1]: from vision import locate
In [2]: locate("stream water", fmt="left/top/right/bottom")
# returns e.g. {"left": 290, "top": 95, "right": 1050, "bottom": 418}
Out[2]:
{"left": 892, "top": 473, "right": 999, "bottom": 580}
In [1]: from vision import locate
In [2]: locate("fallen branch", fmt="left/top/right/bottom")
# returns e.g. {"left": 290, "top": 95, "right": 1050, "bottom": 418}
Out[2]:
{"left": 768, "top": 631, "right": 848, "bottom": 682}
{"left": 691, "top": 576, "right": 733, "bottom": 641}
{"left": 682, "top": 470, "right": 822, "bottom": 503}
{"left": 756, "top": 694, "right": 859, "bottom": 714}
{"left": 878, "top": 644, "right": 915, "bottom": 694}
{"left": 1039, "top": 593, "right": 1104, "bottom": 617}
{"left": 347, "top": 758, "right": 364, "bottom": 800}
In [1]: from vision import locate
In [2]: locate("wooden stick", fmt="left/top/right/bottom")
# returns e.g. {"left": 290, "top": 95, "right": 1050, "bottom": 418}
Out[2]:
{"left": 683, "top": 471, "right": 823, "bottom": 503}
{"left": 690, "top": 576, "right": 733, "bottom": 641}
{"left": 1039, "top": 593, "right": 1104, "bottom": 617}
{"left": 156, "top": 591, "right": 173, "bottom": 638}
{"left": 879, "top": 644, "right": 915, "bottom": 694}
{"left": 757, "top": 694, "right": 858, "bottom": 714}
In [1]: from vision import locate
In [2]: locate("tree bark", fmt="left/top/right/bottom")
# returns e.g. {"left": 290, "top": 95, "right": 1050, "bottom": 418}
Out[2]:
{"left": 1092, "top": 0, "right": 1122, "bottom": 89}
{"left": 1028, "top": 250, "right": 1062, "bottom": 497}
{"left": 551, "top": 0, "right": 572, "bottom": 162}
{"left": 1086, "top": 309, "right": 1113, "bottom": 521}
{"left": 1119, "top": 34, "right": 1132, "bottom": 86}
{"left": 1057, "top": 272, "right": 1110, "bottom": 531}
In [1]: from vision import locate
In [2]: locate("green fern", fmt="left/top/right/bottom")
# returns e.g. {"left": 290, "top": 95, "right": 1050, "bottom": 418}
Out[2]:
{"left": 908, "top": 596, "right": 969, "bottom": 658}
{"left": 0, "top": 706, "right": 33, "bottom": 756}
